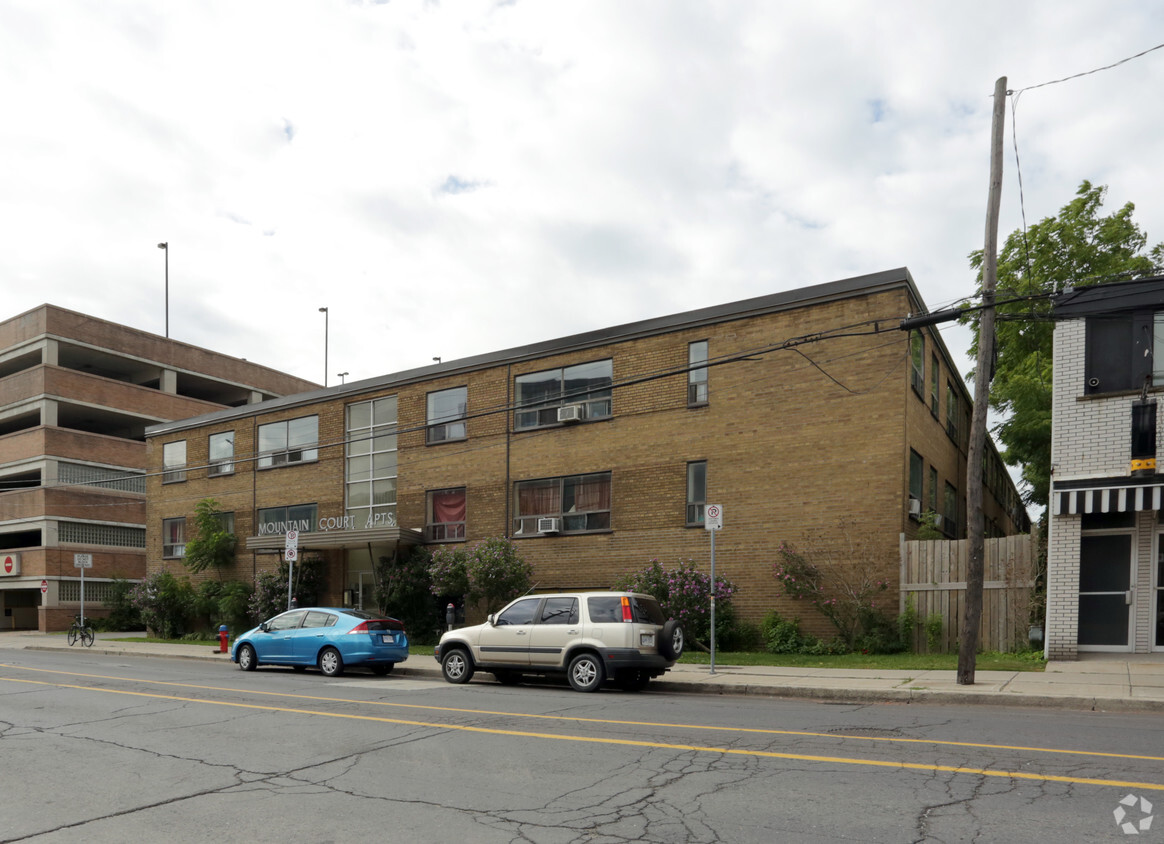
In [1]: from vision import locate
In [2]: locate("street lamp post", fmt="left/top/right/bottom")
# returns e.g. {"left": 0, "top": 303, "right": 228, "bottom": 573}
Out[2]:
{"left": 157, "top": 242, "right": 169, "bottom": 337}
{"left": 319, "top": 307, "right": 329, "bottom": 387}
{"left": 338, "top": 371, "right": 349, "bottom": 384}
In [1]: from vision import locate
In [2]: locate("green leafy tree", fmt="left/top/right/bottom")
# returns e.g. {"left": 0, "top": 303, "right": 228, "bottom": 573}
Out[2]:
{"left": 247, "top": 557, "right": 327, "bottom": 622}
{"left": 129, "top": 571, "right": 195, "bottom": 639}
{"left": 428, "top": 538, "right": 532, "bottom": 614}
{"left": 181, "top": 498, "right": 238, "bottom": 576}
{"left": 966, "top": 181, "right": 1164, "bottom": 509}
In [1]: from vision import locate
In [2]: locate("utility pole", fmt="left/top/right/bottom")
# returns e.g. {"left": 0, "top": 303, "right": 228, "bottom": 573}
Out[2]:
{"left": 958, "top": 76, "right": 1006, "bottom": 685}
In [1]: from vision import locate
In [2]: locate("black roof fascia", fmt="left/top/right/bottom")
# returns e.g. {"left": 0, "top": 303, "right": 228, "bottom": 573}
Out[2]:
{"left": 146, "top": 267, "right": 918, "bottom": 438}
{"left": 1052, "top": 275, "right": 1164, "bottom": 318}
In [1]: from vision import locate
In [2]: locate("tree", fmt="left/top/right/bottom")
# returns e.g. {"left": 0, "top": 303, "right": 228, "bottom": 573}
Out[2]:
{"left": 427, "top": 537, "right": 532, "bottom": 615}
{"left": 965, "top": 182, "right": 1163, "bottom": 510}
{"left": 181, "top": 498, "right": 238, "bottom": 576}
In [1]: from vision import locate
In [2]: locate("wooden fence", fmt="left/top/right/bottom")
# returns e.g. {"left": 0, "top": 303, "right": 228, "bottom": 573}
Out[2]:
{"left": 899, "top": 533, "right": 1035, "bottom": 653}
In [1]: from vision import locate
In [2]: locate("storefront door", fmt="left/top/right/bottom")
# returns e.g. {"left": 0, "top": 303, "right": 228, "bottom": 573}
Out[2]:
{"left": 1156, "top": 538, "right": 1164, "bottom": 651}
{"left": 1078, "top": 533, "right": 1134, "bottom": 651}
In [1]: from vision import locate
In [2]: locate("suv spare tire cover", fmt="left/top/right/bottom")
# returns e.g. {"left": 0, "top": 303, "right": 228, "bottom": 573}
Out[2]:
{"left": 660, "top": 619, "right": 684, "bottom": 660}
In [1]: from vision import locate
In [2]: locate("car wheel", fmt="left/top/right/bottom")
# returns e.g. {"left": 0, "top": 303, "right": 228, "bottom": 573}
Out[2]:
{"left": 659, "top": 620, "right": 685, "bottom": 660}
{"left": 370, "top": 663, "right": 394, "bottom": 676}
{"left": 493, "top": 670, "right": 522, "bottom": 686}
{"left": 237, "top": 643, "right": 257, "bottom": 672}
{"left": 568, "top": 652, "right": 605, "bottom": 692}
{"left": 441, "top": 648, "right": 474, "bottom": 684}
{"left": 318, "top": 646, "right": 344, "bottom": 677}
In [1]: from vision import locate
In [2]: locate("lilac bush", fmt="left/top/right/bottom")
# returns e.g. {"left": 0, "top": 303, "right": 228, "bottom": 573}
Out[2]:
{"left": 614, "top": 558, "right": 737, "bottom": 644}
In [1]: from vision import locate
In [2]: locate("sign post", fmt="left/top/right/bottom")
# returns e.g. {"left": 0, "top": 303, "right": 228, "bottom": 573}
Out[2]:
{"left": 284, "top": 530, "right": 299, "bottom": 611}
{"left": 704, "top": 504, "right": 723, "bottom": 674}
{"left": 73, "top": 553, "right": 93, "bottom": 624}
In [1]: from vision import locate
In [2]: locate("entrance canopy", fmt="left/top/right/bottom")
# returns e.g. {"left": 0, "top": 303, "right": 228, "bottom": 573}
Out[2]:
{"left": 245, "top": 526, "right": 424, "bottom": 552}
{"left": 1052, "top": 479, "right": 1164, "bottom": 515}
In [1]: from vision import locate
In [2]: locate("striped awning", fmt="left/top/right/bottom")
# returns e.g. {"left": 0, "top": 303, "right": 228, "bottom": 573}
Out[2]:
{"left": 1052, "top": 484, "right": 1164, "bottom": 515}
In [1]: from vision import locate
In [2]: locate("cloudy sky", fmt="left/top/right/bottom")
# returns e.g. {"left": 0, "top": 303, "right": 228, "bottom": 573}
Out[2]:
{"left": 2, "top": 1, "right": 1162, "bottom": 392}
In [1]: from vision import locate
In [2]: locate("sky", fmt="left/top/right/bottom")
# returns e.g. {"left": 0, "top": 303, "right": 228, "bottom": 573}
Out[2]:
{"left": 2, "top": 1, "right": 1163, "bottom": 401}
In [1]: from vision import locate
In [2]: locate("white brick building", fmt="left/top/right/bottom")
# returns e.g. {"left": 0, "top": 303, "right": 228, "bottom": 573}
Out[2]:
{"left": 1047, "top": 277, "right": 1164, "bottom": 658}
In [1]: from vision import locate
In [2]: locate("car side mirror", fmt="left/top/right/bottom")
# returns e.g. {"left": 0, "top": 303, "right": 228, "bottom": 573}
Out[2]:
{"left": 487, "top": 613, "right": 496, "bottom": 626}
{"left": 259, "top": 621, "right": 269, "bottom": 633}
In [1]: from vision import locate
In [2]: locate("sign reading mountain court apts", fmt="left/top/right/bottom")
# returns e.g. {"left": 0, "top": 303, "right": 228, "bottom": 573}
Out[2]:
{"left": 2, "top": 553, "right": 19, "bottom": 576}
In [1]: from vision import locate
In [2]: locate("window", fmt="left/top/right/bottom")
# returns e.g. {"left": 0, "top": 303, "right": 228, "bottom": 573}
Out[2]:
{"left": 214, "top": 511, "right": 235, "bottom": 534}
{"left": 162, "top": 441, "right": 186, "bottom": 483}
{"left": 208, "top": 432, "right": 234, "bottom": 476}
{"left": 946, "top": 382, "right": 959, "bottom": 441}
{"left": 495, "top": 598, "right": 540, "bottom": 625}
{"left": 426, "top": 387, "right": 467, "bottom": 443}
{"left": 267, "top": 610, "right": 306, "bottom": 632}
{"left": 909, "top": 450, "right": 923, "bottom": 513}
{"left": 1081, "top": 311, "right": 1152, "bottom": 395}
{"left": 910, "top": 331, "right": 924, "bottom": 394}
{"left": 928, "top": 466, "right": 938, "bottom": 514}
{"left": 540, "top": 597, "right": 579, "bottom": 625}
{"left": 514, "top": 472, "right": 611, "bottom": 535}
{"left": 302, "top": 611, "right": 338, "bottom": 629}
{"left": 929, "top": 353, "right": 939, "bottom": 415}
{"left": 514, "top": 359, "right": 612, "bottom": 429}
{"left": 257, "top": 416, "right": 318, "bottom": 468}
{"left": 256, "top": 504, "right": 318, "bottom": 536}
{"left": 686, "top": 461, "right": 706, "bottom": 526}
{"left": 346, "top": 397, "right": 397, "bottom": 528}
{"left": 162, "top": 517, "right": 186, "bottom": 558}
{"left": 427, "top": 488, "right": 466, "bottom": 542}
{"left": 688, "top": 341, "right": 709, "bottom": 405}
{"left": 943, "top": 482, "right": 957, "bottom": 538}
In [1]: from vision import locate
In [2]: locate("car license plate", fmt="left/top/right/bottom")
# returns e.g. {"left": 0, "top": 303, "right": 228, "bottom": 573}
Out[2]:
{"left": 381, "top": 634, "right": 396, "bottom": 644}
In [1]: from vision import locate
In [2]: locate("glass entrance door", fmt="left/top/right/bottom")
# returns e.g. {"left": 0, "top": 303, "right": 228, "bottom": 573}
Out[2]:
{"left": 1156, "top": 539, "right": 1164, "bottom": 650}
{"left": 1078, "top": 533, "right": 1133, "bottom": 650}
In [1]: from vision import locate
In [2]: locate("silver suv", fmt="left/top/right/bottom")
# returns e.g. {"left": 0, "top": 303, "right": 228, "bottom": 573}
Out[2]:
{"left": 434, "top": 592, "right": 685, "bottom": 692}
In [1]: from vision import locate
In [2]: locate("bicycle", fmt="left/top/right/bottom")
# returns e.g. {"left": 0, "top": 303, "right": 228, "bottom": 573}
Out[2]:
{"left": 67, "top": 615, "right": 95, "bottom": 648}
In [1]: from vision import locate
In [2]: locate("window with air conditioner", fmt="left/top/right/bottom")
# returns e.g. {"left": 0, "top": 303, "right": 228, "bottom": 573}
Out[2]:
{"left": 513, "top": 472, "right": 611, "bottom": 535}
{"left": 514, "top": 360, "right": 612, "bottom": 429}
{"left": 258, "top": 416, "right": 318, "bottom": 469}
{"left": 908, "top": 449, "right": 923, "bottom": 518}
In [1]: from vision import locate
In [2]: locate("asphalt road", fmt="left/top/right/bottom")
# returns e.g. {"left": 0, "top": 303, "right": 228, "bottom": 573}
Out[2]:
{"left": 1, "top": 650, "right": 1161, "bottom": 843}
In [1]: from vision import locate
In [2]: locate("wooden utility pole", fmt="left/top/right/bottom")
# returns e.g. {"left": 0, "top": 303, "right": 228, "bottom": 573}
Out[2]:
{"left": 958, "top": 76, "right": 1007, "bottom": 685}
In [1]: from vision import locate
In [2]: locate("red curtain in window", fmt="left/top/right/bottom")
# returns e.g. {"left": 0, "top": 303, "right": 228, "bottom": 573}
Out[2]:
{"left": 432, "top": 489, "right": 466, "bottom": 524}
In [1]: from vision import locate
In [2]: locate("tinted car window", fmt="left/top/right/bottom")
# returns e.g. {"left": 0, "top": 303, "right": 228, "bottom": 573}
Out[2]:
{"left": 496, "top": 598, "right": 540, "bottom": 626}
{"left": 539, "top": 597, "right": 578, "bottom": 625}
{"left": 364, "top": 618, "right": 404, "bottom": 631}
{"left": 302, "top": 611, "right": 334, "bottom": 629}
{"left": 586, "top": 596, "right": 622, "bottom": 623}
{"left": 267, "top": 610, "right": 306, "bottom": 632}
{"left": 631, "top": 597, "right": 666, "bottom": 625}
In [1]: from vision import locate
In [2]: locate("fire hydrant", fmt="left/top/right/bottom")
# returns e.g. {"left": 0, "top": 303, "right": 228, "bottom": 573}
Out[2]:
{"left": 218, "top": 624, "right": 229, "bottom": 654}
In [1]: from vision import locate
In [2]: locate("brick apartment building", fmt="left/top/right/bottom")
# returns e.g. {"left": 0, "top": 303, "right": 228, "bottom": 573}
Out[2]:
{"left": 145, "top": 268, "right": 1029, "bottom": 634}
{"left": 0, "top": 305, "right": 319, "bottom": 631}
{"left": 1047, "top": 276, "right": 1164, "bottom": 658}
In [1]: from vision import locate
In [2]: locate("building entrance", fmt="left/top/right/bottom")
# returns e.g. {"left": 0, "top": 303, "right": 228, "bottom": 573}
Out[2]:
{"left": 1078, "top": 533, "right": 1133, "bottom": 651}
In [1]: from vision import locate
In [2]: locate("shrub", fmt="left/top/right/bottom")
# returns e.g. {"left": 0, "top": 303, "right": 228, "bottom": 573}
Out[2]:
{"left": 95, "top": 576, "right": 143, "bottom": 632}
{"left": 759, "top": 610, "right": 846, "bottom": 655}
{"left": 129, "top": 571, "right": 195, "bottom": 639}
{"left": 428, "top": 537, "right": 532, "bottom": 615}
{"left": 248, "top": 557, "right": 326, "bottom": 623}
{"left": 614, "top": 558, "right": 737, "bottom": 645}
{"left": 194, "top": 580, "right": 253, "bottom": 634}
{"left": 377, "top": 546, "right": 440, "bottom": 638}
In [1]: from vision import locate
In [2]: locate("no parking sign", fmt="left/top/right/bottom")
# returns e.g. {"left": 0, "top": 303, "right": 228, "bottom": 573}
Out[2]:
{"left": 704, "top": 504, "right": 723, "bottom": 530}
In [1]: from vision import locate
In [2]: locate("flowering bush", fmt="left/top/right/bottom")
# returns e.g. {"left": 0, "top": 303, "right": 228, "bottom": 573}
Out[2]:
{"left": 773, "top": 540, "right": 894, "bottom": 651}
{"left": 130, "top": 571, "right": 194, "bottom": 639}
{"left": 614, "top": 558, "right": 737, "bottom": 644}
{"left": 428, "top": 537, "right": 532, "bottom": 614}
{"left": 377, "top": 547, "right": 440, "bottom": 640}
{"left": 248, "top": 557, "right": 326, "bottom": 623}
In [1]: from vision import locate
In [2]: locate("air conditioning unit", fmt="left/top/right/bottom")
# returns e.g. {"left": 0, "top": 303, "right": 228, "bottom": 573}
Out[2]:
{"left": 908, "top": 498, "right": 921, "bottom": 517}
{"left": 537, "top": 517, "right": 561, "bottom": 534}
{"left": 557, "top": 404, "right": 586, "bottom": 423}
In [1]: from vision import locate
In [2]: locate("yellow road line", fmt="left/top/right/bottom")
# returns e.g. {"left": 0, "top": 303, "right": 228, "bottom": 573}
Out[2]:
{"left": 4, "top": 662, "right": 1163, "bottom": 765}
{"left": 2, "top": 673, "right": 1162, "bottom": 793}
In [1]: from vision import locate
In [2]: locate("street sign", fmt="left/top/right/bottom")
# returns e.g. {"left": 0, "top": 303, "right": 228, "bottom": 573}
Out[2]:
{"left": 704, "top": 504, "right": 723, "bottom": 530}
{"left": 284, "top": 546, "right": 298, "bottom": 562}
{"left": 40, "top": 580, "right": 48, "bottom": 594}
{"left": 73, "top": 553, "right": 93, "bottom": 569}
{"left": 2, "top": 553, "right": 19, "bottom": 576}
{"left": 284, "top": 529, "right": 299, "bottom": 562}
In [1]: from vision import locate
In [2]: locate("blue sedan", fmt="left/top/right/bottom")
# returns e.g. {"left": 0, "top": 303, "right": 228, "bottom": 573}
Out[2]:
{"left": 232, "top": 607, "right": 409, "bottom": 677}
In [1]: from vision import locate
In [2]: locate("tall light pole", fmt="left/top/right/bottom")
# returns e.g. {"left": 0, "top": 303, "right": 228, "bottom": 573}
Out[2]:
{"left": 157, "top": 242, "right": 169, "bottom": 337}
{"left": 338, "top": 371, "right": 349, "bottom": 384}
{"left": 319, "top": 307, "right": 329, "bottom": 387}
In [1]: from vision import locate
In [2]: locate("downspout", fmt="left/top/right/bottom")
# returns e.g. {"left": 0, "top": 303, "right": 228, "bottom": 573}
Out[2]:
{"left": 505, "top": 363, "right": 512, "bottom": 538}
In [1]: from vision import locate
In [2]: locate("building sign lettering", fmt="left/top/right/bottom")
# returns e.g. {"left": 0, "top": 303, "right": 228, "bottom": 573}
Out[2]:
{"left": 257, "top": 513, "right": 397, "bottom": 536}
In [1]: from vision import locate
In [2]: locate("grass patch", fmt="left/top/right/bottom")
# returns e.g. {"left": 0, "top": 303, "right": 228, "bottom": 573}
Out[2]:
{"left": 678, "top": 650, "right": 1046, "bottom": 672}
{"left": 106, "top": 636, "right": 218, "bottom": 645}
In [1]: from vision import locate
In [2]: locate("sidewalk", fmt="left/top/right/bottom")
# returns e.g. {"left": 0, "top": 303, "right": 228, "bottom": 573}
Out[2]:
{"left": 3, "top": 630, "right": 1163, "bottom": 713}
